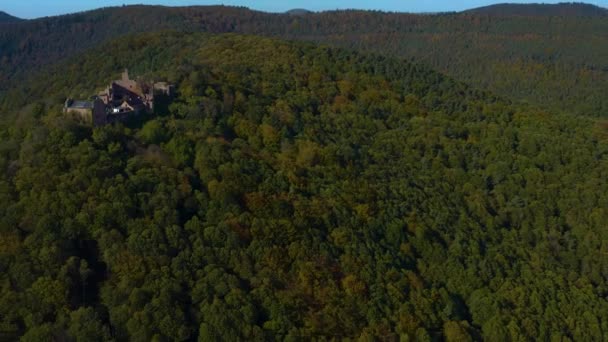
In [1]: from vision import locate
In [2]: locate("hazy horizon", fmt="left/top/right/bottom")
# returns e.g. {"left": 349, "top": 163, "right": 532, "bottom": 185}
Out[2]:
{"left": 2, "top": 0, "right": 608, "bottom": 19}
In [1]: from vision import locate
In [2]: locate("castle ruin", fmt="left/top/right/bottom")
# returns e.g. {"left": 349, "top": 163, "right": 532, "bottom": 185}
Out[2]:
{"left": 64, "top": 69, "right": 174, "bottom": 126}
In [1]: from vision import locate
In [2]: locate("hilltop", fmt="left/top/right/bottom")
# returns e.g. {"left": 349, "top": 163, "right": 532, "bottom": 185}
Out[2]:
{"left": 0, "top": 10, "right": 21, "bottom": 23}
{"left": 465, "top": 2, "right": 608, "bottom": 16}
{"left": 286, "top": 8, "right": 313, "bottom": 15}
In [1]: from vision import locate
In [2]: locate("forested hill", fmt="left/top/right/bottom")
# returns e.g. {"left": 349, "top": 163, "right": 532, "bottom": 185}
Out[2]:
{"left": 465, "top": 3, "right": 608, "bottom": 16}
{"left": 0, "top": 11, "right": 21, "bottom": 23}
{"left": 2, "top": 31, "right": 608, "bottom": 340}
{"left": 1, "top": 4, "right": 608, "bottom": 117}
{"left": 286, "top": 9, "right": 313, "bottom": 15}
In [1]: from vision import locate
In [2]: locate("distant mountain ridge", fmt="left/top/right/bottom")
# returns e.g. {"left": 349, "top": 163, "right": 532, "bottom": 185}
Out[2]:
{"left": 465, "top": 2, "right": 608, "bottom": 16}
{"left": 0, "top": 11, "right": 21, "bottom": 23}
{"left": 286, "top": 8, "right": 313, "bottom": 15}
{"left": 2, "top": 3, "right": 608, "bottom": 117}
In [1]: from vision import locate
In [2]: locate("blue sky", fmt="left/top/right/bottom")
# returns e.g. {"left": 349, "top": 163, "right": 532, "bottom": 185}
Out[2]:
{"left": 3, "top": 0, "right": 608, "bottom": 19}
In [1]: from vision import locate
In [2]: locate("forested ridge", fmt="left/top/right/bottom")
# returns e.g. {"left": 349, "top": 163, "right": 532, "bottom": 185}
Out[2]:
{"left": 464, "top": 2, "right": 608, "bottom": 16}
{"left": 0, "top": 32, "right": 608, "bottom": 341}
{"left": 0, "top": 11, "right": 21, "bottom": 23}
{"left": 1, "top": 3, "right": 608, "bottom": 117}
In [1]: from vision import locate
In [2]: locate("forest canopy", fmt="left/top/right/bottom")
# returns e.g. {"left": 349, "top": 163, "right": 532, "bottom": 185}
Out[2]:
{"left": 0, "top": 32, "right": 607, "bottom": 340}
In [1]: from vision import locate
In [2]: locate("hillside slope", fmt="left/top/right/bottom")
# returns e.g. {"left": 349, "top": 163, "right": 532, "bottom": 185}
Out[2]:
{"left": 0, "top": 32, "right": 607, "bottom": 341}
{"left": 465, "top": 2, "right": 608, "bottom": 16}
{"left": 0, "top": 4, "right": 607, "bottom": 117}
{"left": 0, "top": 11, "right": 21, "bottom": 23}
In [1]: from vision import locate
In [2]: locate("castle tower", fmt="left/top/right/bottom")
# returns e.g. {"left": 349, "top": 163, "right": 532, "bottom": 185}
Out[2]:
{"left": 92, "top": 98, "right": 107, "bottom": 126}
